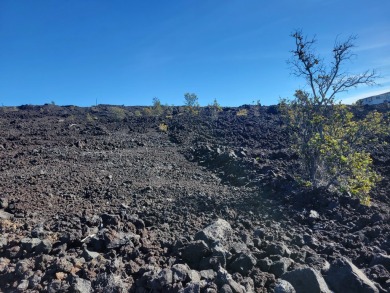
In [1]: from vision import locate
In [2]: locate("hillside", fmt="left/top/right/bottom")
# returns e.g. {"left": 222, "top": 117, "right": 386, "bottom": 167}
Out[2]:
{"left": 0, "top": 104, "right": 389, "bottom": 293}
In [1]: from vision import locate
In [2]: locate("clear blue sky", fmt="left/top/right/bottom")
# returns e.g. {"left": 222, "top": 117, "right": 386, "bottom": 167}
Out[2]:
{"left": 1, "top": 0, "right": 389, "bottom": 106}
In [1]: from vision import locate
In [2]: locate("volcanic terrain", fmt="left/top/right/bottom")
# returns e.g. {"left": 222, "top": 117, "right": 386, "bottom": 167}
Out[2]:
{"left": 0, "top": 104, "right": 389, "bottom": 293}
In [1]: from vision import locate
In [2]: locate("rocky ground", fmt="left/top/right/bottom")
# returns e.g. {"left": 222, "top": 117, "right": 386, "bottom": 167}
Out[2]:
{"left": 0, "top": 103, "right": 389, "bottom": 293}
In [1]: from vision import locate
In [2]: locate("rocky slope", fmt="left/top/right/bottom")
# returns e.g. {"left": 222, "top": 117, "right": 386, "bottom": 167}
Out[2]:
{"left": 0, "top": 104, "right": 389, "bottom": 292}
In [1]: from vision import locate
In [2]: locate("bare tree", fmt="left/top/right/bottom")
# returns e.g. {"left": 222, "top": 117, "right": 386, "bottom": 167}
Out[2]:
{"left": 289, "top": 30, "right": 378, "bottom": 106}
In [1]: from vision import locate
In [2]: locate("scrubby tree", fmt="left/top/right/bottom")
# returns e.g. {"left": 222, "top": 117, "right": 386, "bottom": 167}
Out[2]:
{"left": 184, "top": 93, "right": 199, "bottom": 108}
{"left": 282, "top": 30, "right": 386, "bottom": 204}
{"left": 152, "top": 97, "right": 163, "bottom": 116}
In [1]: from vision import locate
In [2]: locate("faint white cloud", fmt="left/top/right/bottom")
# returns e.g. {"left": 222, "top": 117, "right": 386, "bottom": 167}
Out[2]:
{"left": 355, "top": 40, "right": 390, "bottom": 52}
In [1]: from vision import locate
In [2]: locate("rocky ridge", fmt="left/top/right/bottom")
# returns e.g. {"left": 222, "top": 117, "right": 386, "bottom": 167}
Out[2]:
{"left": 0, "top": 104, "right": 389, "bottom": 292}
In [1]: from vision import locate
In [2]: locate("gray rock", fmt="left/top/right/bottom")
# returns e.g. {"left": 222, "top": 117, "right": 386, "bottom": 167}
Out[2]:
{"left": 270, "top": 258, "right": 293, "bottom": 277}
{"left": 103, "top": 229, "right": 140, "bottom": 249}
{"left": 101, "top": 213, "right": 120, "bottom": 227}
{"left": 72, "top": 277, "right": 92, "bottom": 293}
{"left": 0, "top": 210, "right": 14, "bottom": 220}
{"left": 20, "top": 237, "right": 42, "bottom": 253}
{"left": 209, "top": 245, "right": 229, "bottom": 269}
{"left": 254, "top": 228, "right": 266, "bottom": 239}
{"left": 370, "top": 253, "right": 390, "bottom": 271}
{"left": 189, "top": 270, "right": 201, "bottom": 282}
{"left": 82, "top": 248, "right": 100, "bottom": 261}
{"left": 306, "top": 256, "right": 330, "bottom": 273}
{"left": 0, "top": 236, "right": 8, "bottom": 250}
{"left": 220, "top": 284, "right": 234, "bottom": 293}
{"left": 253, "top": 238, "right": 262, "bottom": 249}
{"left": 267, "top": 242, "right": 290, "bottom": 257}
{"left": 0, "top": 198, "right": 8, "bottom": 209}
{"left": 15, "top": 259, "right": 33, "bottom": 278}
{"left": 216, "top": 267, "right": 245, "bottom": 293}
{"left": 35, "top": 239, "right": 52, "bottom": 254}
{"left": 0, "top": 257, "right": 10, "bottom": 273}
{"left": 28, "top": 273, "right": 42, "bottom": 289}
{"left": 309, "top": 210, "right": 319, "bottom": 219}
{"left": 230, "top": 242, "right": 249, "bottom": 254}
{"left": 229, "top": 252, "right": 257, "bottom": 275}
{"left": 195, "top": 219, "right": 233, "bottom": 248}
{"left": 94, "top": 272, "right": 129, "bottom": 292}
{"left": 282, "top": 267, "right": 331, "bottom": 293}
{"left": 199, "top": 255, "right": 221, "bottom": 271}
{"left": 31, "top": 224, "right": 47, "bottom": 238}
{"left": 125, "top": 214, "right": 146, "bottom": 230}
{"left": 200, "top": 269, "right": 216, "bottom": 281}
{"left": 325, "top": 257, "right": 379, "bottom": 293}
{"left": 258, "top": 258, "right": 273, "bottom": 272}
{"left": 181, "top": 240, "right": 210, "bottom": 268}
{"left": 172, "top": 263, "right": 191, "bottom": 282}
{"left": 55, "top": 257, "right": 73, "bottom": 273}
{"left": 275, "top": 279, "right": 296, "bottom": 293}
{"left": 292, "top": 235, "right": 305, "bottom": 247}
{"left": 179, "top": 282, "right": 201, "bottom": 293}
{"left": 241, "top": 277, "right": 254, "bottom": 292}
{"left": 158, "top": 268, "right": 173, "bottom": 287}
{"left": 17, "top": 279, "right": 29, "bottom": 291}
{"left": 47, "top": 280, "right": 63, "bottom": 293}
{"left": 303, "top": 234, "right": 320, "bottom": 249}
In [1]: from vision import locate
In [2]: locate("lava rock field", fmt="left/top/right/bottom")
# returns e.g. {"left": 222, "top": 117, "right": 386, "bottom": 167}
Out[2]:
{"left": 0, "top": 104, "right": 389, "bottom": 293}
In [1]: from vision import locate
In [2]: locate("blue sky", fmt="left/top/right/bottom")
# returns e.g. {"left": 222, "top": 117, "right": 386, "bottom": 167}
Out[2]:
{"left": 1, "top": 1, "right": 389, "bottom": 106}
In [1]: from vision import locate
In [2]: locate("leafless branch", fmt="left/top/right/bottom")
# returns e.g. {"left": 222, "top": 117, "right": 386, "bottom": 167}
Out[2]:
{"left": 289, "top": 30, "right": 379, "bottom": 104}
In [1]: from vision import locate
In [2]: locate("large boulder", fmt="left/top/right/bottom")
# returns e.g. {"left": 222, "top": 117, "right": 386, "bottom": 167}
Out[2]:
{"left": 194, "top": 219, "right": 233, "bottom": 248}
{"left": 325, "top": 257, "right": 379, "bottom": 293}
{"left": 281, "top": 267, "right": 331, "bottom": 293}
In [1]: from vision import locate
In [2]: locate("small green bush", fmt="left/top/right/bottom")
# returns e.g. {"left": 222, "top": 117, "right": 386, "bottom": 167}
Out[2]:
{"left": 109, "top": 107, "right": 126, "bottom": 121}
{"left": 152, "top": 97, "right": 163, "bottom": 116}
{"left": 158, "top": 123, "right": 168, "bottom": 132}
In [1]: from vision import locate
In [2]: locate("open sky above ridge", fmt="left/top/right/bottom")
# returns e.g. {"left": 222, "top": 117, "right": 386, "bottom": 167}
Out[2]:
{"left": 1, "top": 0, "right": 389, "bottom": 106}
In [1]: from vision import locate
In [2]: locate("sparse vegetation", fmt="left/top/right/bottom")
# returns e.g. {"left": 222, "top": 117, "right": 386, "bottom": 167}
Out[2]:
{"left": 158, "top": 123, "right": 168, "bottom": 132}
{"left": 86, "top": 113, "right": 95, "bottom": 122}
{"left": 236, "top": 109, "right": 248, "bottom": 116}
{"left": 282, "top": 30, "right": 386, "bottom": 204}
{"left": 109, "top": 106, "right": 127, "bottom": 121}
{"left": 209, "top": 99, "right": 222, "bottom": 120}
{"left": 143, "top": 107, "right": 153, "bottom": 116}
{"left": 184, "top": 93, "right": 199, "bottom": 108}
{"left": 152, "top": 97, "right": 164, "bottom": 116}
{"left": 212, "top": 99, "right": 222, "bottom": 111}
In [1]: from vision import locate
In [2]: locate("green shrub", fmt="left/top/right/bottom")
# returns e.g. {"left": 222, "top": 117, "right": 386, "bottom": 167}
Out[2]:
{"left": 184, "top": 93, "right": 199, "bottom": 108}
{"left": 158, "top": 123, "right": 168, "bottom": 132}
{"left": 282, "top": 31, "right": 385, "bottom": 204}
{"left": 143, "top": 107, "right": 153, "bottom": 116}
{"left": 152, "top": 97, "right": 163, "bottom": 116}
{"left": 109, "top": 106, "right": 126, "bottom": 121}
